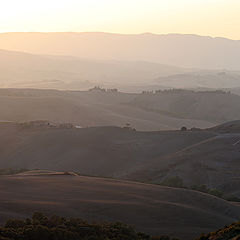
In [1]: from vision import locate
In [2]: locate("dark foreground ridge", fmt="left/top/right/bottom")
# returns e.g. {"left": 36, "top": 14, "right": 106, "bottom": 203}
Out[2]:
{"left": 1, "top": 213, "right": 240, "bottom": 240}
{"left": 196, "top": 221, "right": 240, "bottom": 240}
{"left": 0, "top": 172, "right": 240, "bottom": 240}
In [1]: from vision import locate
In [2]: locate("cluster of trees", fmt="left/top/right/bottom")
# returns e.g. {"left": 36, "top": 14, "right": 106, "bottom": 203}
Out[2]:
{"left": 0, "top": 168, "right": 28, "bottom": 175}
{"left": 180, "top": 126, "right": 201, "bottom": 131}
{"left": 19, "top": 121, "right": 75, "bottom": 129}
{"left": 0, "top": 213, "right": 179, "bottom": 240}
{"left": 89, "top": 86, "right": 118, "bottom": 93}
{"left": 1, "top": 212, "right": 240, "bottom": 240}
{"left": 141, "top": 89, "right": 230, "bottom": 95}
{"left": 191, "top": 184, "right": 223, "bottom": 198}
{"left": 159, "top": 176, "right": 240, "bottom": 201}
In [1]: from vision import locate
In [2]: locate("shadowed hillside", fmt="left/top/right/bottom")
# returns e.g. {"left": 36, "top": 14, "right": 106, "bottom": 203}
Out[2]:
{"left": 126, "top": 121, "right": 240, "bottom": 198}
{"left": 0, "top": 123, "right": 216, "bottom": 176}
{"left": 0, "top": 120, "right": 240, "bottom": 198}
{"left": 0, "top": 173, "right": 240, "bottom": 239}
{"left": 0, "top": 119, "right": 240, "bottom": 198}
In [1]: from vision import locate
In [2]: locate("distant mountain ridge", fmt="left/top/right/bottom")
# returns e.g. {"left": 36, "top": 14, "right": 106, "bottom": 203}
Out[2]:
{"left": 1, "top": 32, "right": 240, "bottom": 69}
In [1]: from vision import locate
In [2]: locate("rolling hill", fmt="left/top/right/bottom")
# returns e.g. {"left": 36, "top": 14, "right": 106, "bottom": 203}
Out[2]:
{"left": 0, "top": 119, "right": 240, "bottom": 198}
{"left": 3, "top": 88, "right": 240, "bottom": 131}
{"left": 0, "top": 172, "right": 240, "bottom": 240}
{"left": 1, "top": 88, "right": 240, "bottom": 200}
{"left": 128, "top": 90, "right": 240, "bottom": 123}
{"left": 0, "top": 88, "right": 214, "bottom": 130}
{"left": 0, "top": 123, "right": 216, "bottom": 175}
{"left": 155, "top": 71, "right": 240, "bottom": 89}
{"left": 126, "top": 121, "right": 240, "bottom": 198}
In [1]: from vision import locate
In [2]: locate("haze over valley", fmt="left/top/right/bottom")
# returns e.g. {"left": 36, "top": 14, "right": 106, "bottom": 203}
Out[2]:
{"left": 1, "top": 33, "right": 240, "bottom": 92}
{"left": 1, "top": 36, "right": 240, "bottom": 238}
{"left": 1, "top": 1, "right": 240, "bottom": 239}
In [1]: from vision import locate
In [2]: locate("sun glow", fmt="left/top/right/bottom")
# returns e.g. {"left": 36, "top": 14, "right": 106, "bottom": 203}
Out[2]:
{"left": 0, "top": 0, "right": 240, "bottom": 39}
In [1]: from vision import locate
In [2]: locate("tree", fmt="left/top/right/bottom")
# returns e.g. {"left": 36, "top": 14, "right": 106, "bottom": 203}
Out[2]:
{"left": 208, "top": 188, "right": 223, "bottom": 198}
{"left": 181, "top": 126, "right": 187, "bottom": 131}
{"left": 160, "top": 176, "right": 184, "bottom": 188}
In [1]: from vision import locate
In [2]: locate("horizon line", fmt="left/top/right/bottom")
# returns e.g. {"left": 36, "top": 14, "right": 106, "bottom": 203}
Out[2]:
{"left": 0, "top": 31, "right": 239, "bottom": 41}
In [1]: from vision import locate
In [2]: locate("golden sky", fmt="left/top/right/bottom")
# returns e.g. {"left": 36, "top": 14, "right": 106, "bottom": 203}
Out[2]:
{"left": 0, "top": 0, "right": 239, "bottom": 39}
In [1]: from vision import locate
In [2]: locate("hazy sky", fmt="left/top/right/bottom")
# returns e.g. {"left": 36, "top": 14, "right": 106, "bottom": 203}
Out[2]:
{"left": 0, "top": 0, "right": 239, "bottom": 39}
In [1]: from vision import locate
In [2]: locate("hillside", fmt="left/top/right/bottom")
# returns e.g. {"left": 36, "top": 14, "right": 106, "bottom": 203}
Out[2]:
{"left": 0, "top": 172, "right": 240, "bottom": 239}
{"left": 0, "top": 123, "right": 216, "bottom": 176}
{"left": 0, "top": 89, "right": 213, "bottom": 130}
{"left": 3, "top": 88, "right": 240, "bottom": 130}
{"left": 156, "top": 71, "right": 240, "bottom": 89}
{"left": 1, "top": 32, "right": 240, "bottom": 69}
{"left": 0, "top": 120, "right": 239, "bottom": 198}
{"left": 128, "top": 90, "right": 240, "bottom": 123}
{"left": 209, "top": 120, "right": 240, "bottom": 133}
{"left": 0, "top": 120, "right": 239, "bottom": 197}
{"left": 126, "top": 121, "right": 240, "bottom": 198}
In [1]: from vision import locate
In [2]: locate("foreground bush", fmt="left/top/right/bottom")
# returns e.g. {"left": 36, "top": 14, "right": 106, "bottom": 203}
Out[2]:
{"left": 0, "top": 213, "right": 178, "bottom": 240}
{"left": 196, "top": 221, "right": 240, "bottom": 240}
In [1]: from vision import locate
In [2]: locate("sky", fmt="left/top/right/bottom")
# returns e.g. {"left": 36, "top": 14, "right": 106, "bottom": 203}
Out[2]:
{"left": 0, "top": 0, "right": 239, "bottom": 39}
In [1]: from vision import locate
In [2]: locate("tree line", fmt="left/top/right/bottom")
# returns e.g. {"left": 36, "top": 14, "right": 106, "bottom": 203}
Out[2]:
{"left": 0, "top": 213, "right": 179, "bottom": 240}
